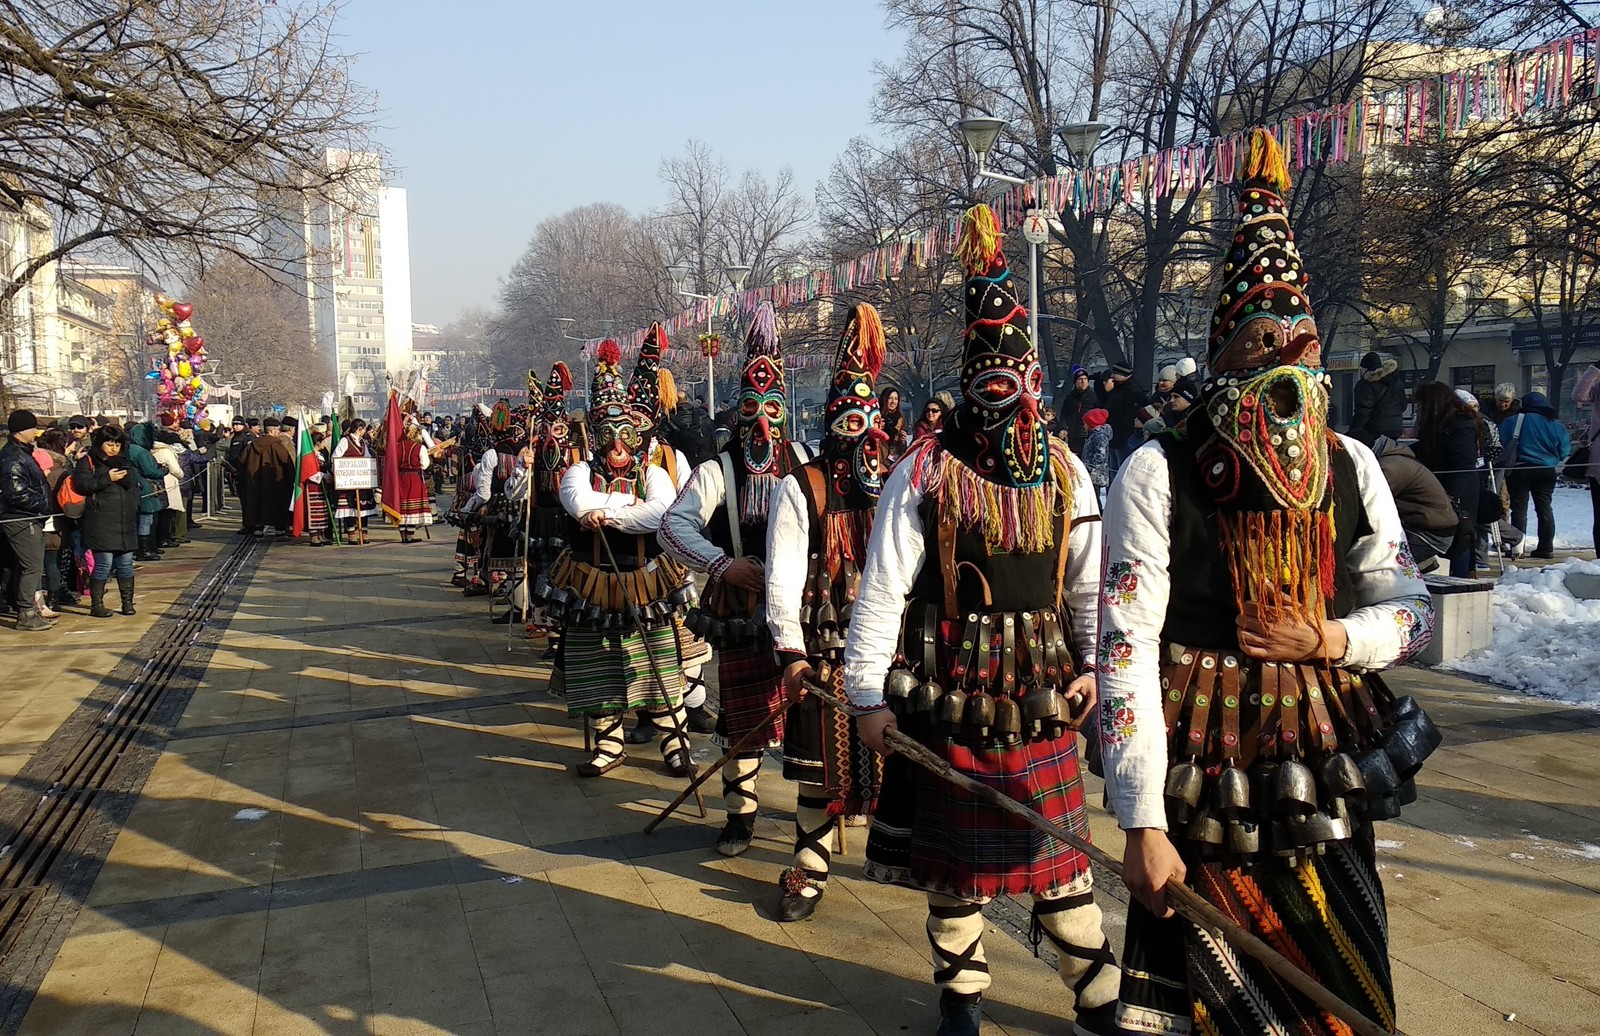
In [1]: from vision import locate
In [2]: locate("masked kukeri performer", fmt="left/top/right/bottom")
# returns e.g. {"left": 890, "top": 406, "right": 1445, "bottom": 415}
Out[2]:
{"left": 533, "top": 340, "right": 698, "bottom": 778}
{"left": 844, "top": 205, "right": 1125, "bottom": 1036}
{"left": 450, "top": 406, "right": 493, "bottom": 591}
{"left": 626, "top": 322, "right": 717, "bottom": 739}
{"left": 659, "top": 303, "right": 809, "bottom": 857}
{"left": 465, "top": 400, "right": 533, "bottom": 622}
{"left": 1099, "top": 130, "right": 1438, "bottom": 1036}
{"left": 510, "top": 363, "right": 582, "bottom": 643}
{"left": 763, "top": 302, "right": 889, "bottom": 921}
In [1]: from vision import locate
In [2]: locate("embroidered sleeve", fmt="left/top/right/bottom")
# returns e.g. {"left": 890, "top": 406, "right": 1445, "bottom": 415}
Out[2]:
{"left": 1334, "top": 434, "right": 1436, "bottom": 670}
{"left": 842, "top": 455, "right": 927, "bottom": 711}
{"left": 764, "top": 474, "right": 811, "bottom": 657}
{"left": 1061, "top": 452, "right": 1102, "bottom": 667}
{"left": 658, "top": 459, "right": 732, "bottom": 578}
{"left": 1097, "top": 441, "right": 1175, "bottom": 831}
{"left": 604, "top": 464, "right": 676, "bottom": 534}
{"left": 558, "top": 462, "right": 636, "bottom": 522}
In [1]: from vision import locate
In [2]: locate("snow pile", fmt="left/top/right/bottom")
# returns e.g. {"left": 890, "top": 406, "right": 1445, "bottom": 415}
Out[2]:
{"left": 1441, "top": 557, "right": 1600, "bottom": 707}
{"left": 1550, "top": 485, "right": 1594, "bottom": 550}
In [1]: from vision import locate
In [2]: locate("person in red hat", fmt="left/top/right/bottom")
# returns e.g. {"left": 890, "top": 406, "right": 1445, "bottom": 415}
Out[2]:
{"left": 1099, "top": 130, "right": 1436, "bottom": 1036}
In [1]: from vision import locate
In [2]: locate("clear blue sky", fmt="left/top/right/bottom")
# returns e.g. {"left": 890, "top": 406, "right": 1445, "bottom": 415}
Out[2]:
{"left": 336, "top": 0, "right": 904, "bottom": 325}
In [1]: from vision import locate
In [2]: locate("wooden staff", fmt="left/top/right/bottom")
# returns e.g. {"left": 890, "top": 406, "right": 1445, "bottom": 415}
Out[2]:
{"left": 800, "top": 677, "right": 1403, "bottom": 1036}
{"left": 643, "top": 697, "right": 797, "bottom": 834}
{"left": 597, "top": 533, "right": 706, "bottom": 819}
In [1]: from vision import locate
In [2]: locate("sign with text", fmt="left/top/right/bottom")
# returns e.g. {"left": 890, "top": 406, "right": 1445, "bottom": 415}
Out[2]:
{"left": 332, "top": 457, "right": 378, "bottom": 491}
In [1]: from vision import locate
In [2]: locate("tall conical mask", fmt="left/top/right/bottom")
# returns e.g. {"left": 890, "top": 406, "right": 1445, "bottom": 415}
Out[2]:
{"left": 822, "top": 303, "right": 887, "bottom": 503}
{"left": 627, "top": 323, "right": 678, "bottom": 436}
{"left": 589, "top": 339, "right": 643, "bottom": 490}
{"left": 733, "top": 302, "right": 788, "bottom": 523}
{"left": 948, "top": 204, "right": 1047, "bottom": 489}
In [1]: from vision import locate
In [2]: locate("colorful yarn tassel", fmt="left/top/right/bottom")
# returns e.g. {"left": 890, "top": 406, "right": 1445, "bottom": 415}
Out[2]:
{"left": 1241, "top": 128, "right": 1293, "bottom": 194}
{"left": 957, "top": 204, "right": 1004, "bottom": 275}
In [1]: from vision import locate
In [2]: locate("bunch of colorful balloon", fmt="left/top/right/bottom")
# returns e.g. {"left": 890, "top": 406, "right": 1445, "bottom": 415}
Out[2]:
{"left": 145, "top": 295, "right": 208, "bottom": 427}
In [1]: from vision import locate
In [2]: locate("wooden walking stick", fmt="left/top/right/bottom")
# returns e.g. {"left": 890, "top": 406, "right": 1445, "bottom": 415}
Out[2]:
{"left": 800, "top": 678, "right": 1403, "bottom": 1036}
{"left": 643, "top": 697, "right": 797, "bottom": 834}
{"left": 597, "top": 532, "right": 707, "bottom": 819}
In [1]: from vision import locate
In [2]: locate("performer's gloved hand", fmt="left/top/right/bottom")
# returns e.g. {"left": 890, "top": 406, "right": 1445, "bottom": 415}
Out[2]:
{"left": 1123, "top": 828, "right": 1186, "bottom": 919}
{"left": 857, "top": 709, "right": 898, "bottom": 757}
{"left": 1063, "top": 673, "right": 1098, "bottom": 729}
{"left": 723, "top": 556, "right": 765, "bottom": 592}
{"left": 1236, "top": 589, "right": 1348, "bottom": 663}
{"left": 782, "top": 660, "right": 814, "bottom": 703}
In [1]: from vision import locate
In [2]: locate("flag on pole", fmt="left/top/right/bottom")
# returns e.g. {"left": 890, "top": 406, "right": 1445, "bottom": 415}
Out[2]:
{"left": 290, "top": 409, "right": 314, "bottom": 537}
{"left": 379, "top": 389, "right": 404, "bottom": 526}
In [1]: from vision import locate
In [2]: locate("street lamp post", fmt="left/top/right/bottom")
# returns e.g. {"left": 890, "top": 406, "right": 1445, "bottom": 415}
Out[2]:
{"left": 666, "top": 263, "right": 750, "bottom": 413}
{"left": 555, "top": 317, "right": 588, "bottom": 407}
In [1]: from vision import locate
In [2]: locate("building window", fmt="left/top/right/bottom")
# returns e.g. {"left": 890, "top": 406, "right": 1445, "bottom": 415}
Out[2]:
{"left": 1450, "top": 365, "right": 1497, "bottom": 406}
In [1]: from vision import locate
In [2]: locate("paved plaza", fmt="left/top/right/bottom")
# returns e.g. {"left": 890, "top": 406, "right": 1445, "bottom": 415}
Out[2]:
{"left": 0, "top": 524, "right": 1596, "bottom": 1036}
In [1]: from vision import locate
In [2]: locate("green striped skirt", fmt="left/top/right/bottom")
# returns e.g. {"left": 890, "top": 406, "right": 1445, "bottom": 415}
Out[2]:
{"left": 562, "top": 623, "right": 686, "bottom": 717}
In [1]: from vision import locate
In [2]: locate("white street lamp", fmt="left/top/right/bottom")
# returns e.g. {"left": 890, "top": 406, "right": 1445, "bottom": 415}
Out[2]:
{"left": 556, "top": 317, "right": 591, "bottom": 408}
{"left": 666, "top": 262, "right": 749, "bottom": 412}
{"left": 1057, "top": 121, "right": 1110, "bottom": 169}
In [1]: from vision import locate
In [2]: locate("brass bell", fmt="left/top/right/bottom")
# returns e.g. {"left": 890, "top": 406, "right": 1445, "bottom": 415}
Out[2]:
{"left": 1020, "top": 685, "right": 1065, "bottom": 740}
{"left": 963, "top": 690, "right": 996, "bottom": 740}
{"left": 936, "top": 686, "right": 968, "bottom": 733}
{"left": 814, "top": 599, "right": 837, "bottom": 633}
{"left": 838, "top": 601, "right": 854, "bottom": 629}
{"left": 1318, "top": 753, "right": 1367, "bottom": 820}
{"left": 1274, "top": 759, "right": 1319, "bottom": 815}
{"left": 1355, "top": 747, "right": 1400, "bottom": 799}
{"left": 885, "top": 669, "right": 919, "bottom": 702}
{"left": 913, "top": 679, "right": 943, "bottom": 715}
{"left": 1215, "top": 765, "right": 1251, "bottom": 812}
{"left": 992, "top": 694, "right": 1023, "bottom": 744}
{"left": 1187, "top": 806, "right": 1225, "bottom": 847}
{"left": 1163, "top": 760, "right": 1204, "bottom": 822}
{"left": 1227, "top": 819, "right": 1261, "bottom": 855}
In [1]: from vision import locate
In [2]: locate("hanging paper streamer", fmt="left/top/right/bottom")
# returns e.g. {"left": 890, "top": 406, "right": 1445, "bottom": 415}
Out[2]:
{"left": 592, "top": 28, "right": 1596, "bottom": 358}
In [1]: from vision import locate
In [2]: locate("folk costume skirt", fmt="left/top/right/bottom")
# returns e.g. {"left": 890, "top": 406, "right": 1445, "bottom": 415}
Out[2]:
{"left": 393, "top": 471, "right": 433, "bottom": 526}
{"left": 1117, "top": 829, "right": 1394, "bottom": 1036}
{"left": 562, "top": 623, "right": 687, "bottom": 717}
{"left": 863, "top": 732, "right": 1091, "bottom": 901}
{"left": 713, "top": 643, "right": 786, "bottom": 749}
{"left": 782, "top": 666, "right": 881, "bottom": 817}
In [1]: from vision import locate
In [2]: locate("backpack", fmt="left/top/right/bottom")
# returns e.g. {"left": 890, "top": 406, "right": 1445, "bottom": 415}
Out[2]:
{"left": 57, "top": 459, "right": 89, "bottom": 518}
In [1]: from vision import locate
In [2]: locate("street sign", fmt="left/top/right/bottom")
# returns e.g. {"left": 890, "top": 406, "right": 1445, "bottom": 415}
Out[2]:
{"left": 1022, "top": 209, "right": 1051, "bottom": 246}
{"left": 332, "top": 457, "right": 378, "bottom": 490}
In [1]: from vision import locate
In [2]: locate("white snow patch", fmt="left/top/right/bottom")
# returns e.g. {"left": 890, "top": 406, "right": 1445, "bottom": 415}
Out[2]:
{"left": 1551, "top": 485, "right": 1594, "bottom": 551}
{"left": 500, "top": 876, "right": 524, "bottom": 884}
{"left": 1442, "top": 557, "right": 1600, "bottom": 707}
{"left": 1375, "top": 839, "right": 1406, "bottom": 850}
{"left": 1510, "top": 852, "right": 1534, "bottom": 860}
{"left": 1556, "top": 842, "right": 1600, "bottom": 861}
{"left": 232, "top": 807, "right": 270, "bottom": 822}
{"left": 1451, "top": 836, "right": 1479, "bottom": 850}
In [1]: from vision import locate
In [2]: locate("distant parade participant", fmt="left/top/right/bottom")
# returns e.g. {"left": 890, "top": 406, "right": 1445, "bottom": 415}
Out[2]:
{"left": 1099, "top": 131, "right": 1436, "bottom": 1036}
{"left": 450, "top": 406, "right": 493, "bottom": 590}
{"left": 292, "top": 427, "right": 334, "bottom": 547}
{"left": 763, "top": 302, "right": 889, "bottom": 920}
{"left": 463, "top": 400, "right": 532, "bottom": 620}
{"left": 843, "top": 205, "right": 1124, "bottom": 1036}
{"left": 240, "top": 417, "right": 295, "bottom": 539}
{"left": 624, "top": 324, "right": 716, "bottom": 738}
{"left": 660, "top": 303, "right": 809, "bottom": 857}
{"left": 332, "top": 419, "right": 378, "bottom": 543}
{"left": 387, "top": 419, "right": 433, "bottom": 543}
{"left": 533, "top": 341, "right": 697, "bottom": 778}
{"left": 518, "top": 363, "right": 582, "bottom": 644}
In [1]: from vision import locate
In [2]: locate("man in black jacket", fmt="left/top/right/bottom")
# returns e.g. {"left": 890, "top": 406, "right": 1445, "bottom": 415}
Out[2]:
{"left": 1347, "top": 351, "right": 1405, "bottom": 446}
{"left": 1, "top": 411, "right": 55, "bottom": 630}
{"left": 1101, "top": 363, "right": 1146, "bottom": 466}
{"left": 1053, "top": 365, "right": 1095, "bottom": 452}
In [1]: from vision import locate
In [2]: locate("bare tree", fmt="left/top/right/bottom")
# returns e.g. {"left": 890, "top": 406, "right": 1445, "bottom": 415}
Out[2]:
{"left": 184, "top": 253, "right": 331, "bottom": 409}
{"left": 0, "top": 0, "right": 376, "bottom": 304}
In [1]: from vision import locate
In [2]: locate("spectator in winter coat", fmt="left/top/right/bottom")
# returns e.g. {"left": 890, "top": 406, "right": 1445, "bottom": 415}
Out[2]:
{"left": 1491, "top": 382, "right": 1522, "bottom": 427}
{"left": 1346, "top": 352, "right": 1406, "bottom": 446}
{"left": 1503, "top": 391, "right": 1572, "bottom": 559}
{"left": 1571, "top": 362, "right": 1600, "bottom": 551}
{"left": 1054, "top": 366, "right": 1095, "bottom": 452}
{"left": 1081, "top": 408, "right": 1112, "bottom": 502}
{"left": 73, "top": 425, "right": 141, "bottom": 618}
{"left": 1172, "top": 356, "right": 1200, "bottom": 400}
{"left": 878, "top": 386, "right": 909, "bottom": 462}
{"left": 1410, "top": 382, "right": 1481, "bottom": 576}
{"left": 1371, "top": 434, "right": 1462, "bottom": 572}
{"left": 124, "top": 422, "right": 172, "bottom": 561}
{"left": 1101, "top": 363, "right": 1146, "bottom": 466}
{"left": 1, "top": 410, "right": 54, "bottom": 630}
{"left": 662, "top": 400, "right": 717, "bottom": 468}
{"left": 1151, "top": 365, "right": 1177, "bottom": 409}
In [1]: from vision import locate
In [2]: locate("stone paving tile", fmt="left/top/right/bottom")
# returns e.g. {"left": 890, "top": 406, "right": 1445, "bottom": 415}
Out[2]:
{"left": 13, "top": 526, "right": 1600, "bottom": 1035}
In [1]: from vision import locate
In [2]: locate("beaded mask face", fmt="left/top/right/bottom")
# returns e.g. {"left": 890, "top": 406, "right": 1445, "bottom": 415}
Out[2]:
{"left": 737, "top": 355, "right": 786, "bottom": 476}
{"left": 825, "top": 375, "right": 886, "bottom": 498}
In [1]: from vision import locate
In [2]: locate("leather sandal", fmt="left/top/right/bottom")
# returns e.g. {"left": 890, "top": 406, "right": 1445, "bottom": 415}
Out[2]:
{"left": 716, "top": 815, "right": 756, "bottom": 857}
{"left": 575, "top": 755, "right": 624, "bottom": 778}
{"left": 776, "top": 866, "right": 825, "bottom": 922}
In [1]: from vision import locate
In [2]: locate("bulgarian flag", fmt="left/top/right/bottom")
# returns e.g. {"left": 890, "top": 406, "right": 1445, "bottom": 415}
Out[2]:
{"left": 290, "top": 409, "right": 315, "bottom": 537}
